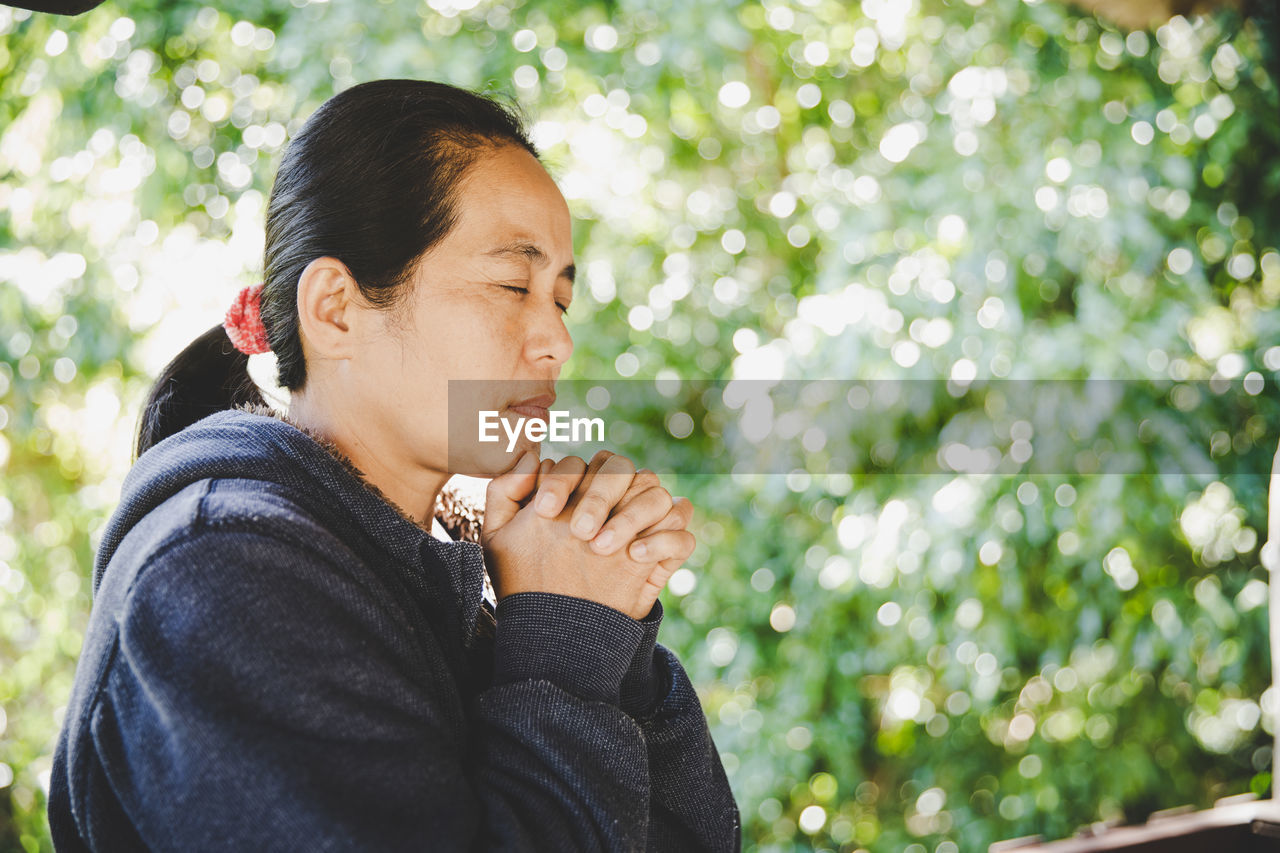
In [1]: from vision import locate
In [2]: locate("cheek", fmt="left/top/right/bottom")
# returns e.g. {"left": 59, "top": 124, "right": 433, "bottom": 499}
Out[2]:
{"left": 451, "top": 295, "right": 515, "bottom": 333}
{"left": 460, "top": 304, "right": 525, "bottom": 365}
{"left": 418, "top": 300, "right": 503, "bottom": 356}
{"left": 397, "top": 296, "right": 526, "bottom": 395}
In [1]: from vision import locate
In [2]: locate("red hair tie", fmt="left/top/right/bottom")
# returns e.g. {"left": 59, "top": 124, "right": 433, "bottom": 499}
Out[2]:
{"left": 224, "top": 282, "right": 271, "bottom": 355}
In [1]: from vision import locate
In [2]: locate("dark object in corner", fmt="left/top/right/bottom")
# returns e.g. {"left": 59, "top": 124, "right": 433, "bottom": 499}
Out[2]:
{"left": 991, "top": 797, "right": 1280, "bottom": 852}
{"left": 3, "top": 0, "right": 108, "bottom": 15}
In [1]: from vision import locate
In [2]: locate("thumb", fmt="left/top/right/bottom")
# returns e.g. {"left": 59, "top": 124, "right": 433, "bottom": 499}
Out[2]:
{"left": 484, "top": 449, "right": 541, "bottom": 534}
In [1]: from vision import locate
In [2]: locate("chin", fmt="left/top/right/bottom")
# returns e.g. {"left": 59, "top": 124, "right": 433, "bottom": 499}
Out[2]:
{"left": 454, "top": 440, "right": 540, "bottom": 478}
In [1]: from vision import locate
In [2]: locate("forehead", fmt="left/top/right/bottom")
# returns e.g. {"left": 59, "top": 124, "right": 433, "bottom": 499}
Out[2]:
{"left": 450, "top": 145, "right": 572, "bottom": 252}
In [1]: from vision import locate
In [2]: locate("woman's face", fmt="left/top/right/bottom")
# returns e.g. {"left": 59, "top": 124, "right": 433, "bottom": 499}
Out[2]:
{"left": 348, "top": 143, "right": 576, "bottom": 479}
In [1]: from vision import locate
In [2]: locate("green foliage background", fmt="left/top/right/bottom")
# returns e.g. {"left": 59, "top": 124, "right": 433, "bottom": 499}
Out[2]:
{"left": 2, "top": 0, "right": 1279, "bottom": 850}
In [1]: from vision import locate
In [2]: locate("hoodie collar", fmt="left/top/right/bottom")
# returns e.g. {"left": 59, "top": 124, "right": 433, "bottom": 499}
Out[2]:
{"left": 97, "top": 401, "right": 493, "bottom": 642}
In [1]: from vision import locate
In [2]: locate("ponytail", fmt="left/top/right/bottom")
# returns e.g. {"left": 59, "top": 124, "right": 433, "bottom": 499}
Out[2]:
{"left": 133, "top": 323, "right": 267, "bottom": 462}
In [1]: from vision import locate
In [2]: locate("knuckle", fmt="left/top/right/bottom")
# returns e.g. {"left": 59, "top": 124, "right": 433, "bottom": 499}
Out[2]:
{"left": 602, "top": 453, "right": 635, "bottom": 475}
{"left": 640, "top": 488, "right": 675, "bottom": 517}
{"left": 650, "top": 532, "right": 680, "bottom": 558}
{"left": 610, "top": 504, "right": 649, "bottom": 530}
{"left": 677, "top": 531, "right": 697, "bottom": 556}
{"left": 645, "top": 483, "right": 673, "bottom": 503}
{"left": 613, "top": 494, "right": 667, "bottom": 533}
{"left": 557, "top": 455, "right": 588, "bottom": 473}
{"left": 577, "top": 493, "right": 610, "bottom": 514}
{"left": 621, "top": 476, "right": 655, "bottom": 501}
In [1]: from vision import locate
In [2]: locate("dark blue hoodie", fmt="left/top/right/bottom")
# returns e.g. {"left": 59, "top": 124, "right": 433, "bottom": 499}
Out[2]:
{"left": 47, "top": 404, "right": 742, "bottom": 851}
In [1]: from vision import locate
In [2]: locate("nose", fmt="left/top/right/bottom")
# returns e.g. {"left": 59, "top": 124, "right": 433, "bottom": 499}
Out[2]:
{"left": 523, "top": 299, "right": 574, "bottom": 368}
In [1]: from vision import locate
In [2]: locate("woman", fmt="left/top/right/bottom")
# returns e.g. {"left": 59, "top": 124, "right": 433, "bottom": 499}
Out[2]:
{"left": 47, "top": 79, "right": 741, "bottom": 851}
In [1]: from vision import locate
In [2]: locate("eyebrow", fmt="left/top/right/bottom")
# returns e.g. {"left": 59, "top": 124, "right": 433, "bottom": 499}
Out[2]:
{"left": 485, "top": 239, "right": 576, "bottom": 286}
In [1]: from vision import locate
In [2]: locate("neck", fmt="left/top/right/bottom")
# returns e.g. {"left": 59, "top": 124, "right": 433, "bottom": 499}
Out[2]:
{"left": 231, "top": 398, "right": 486, "bottom": 543}
{"left": 286, "top": 391, "right": 450, "bottom": 529}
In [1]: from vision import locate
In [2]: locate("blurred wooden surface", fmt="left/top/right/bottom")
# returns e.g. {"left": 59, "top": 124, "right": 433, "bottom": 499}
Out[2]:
{"left": 1066, "top": 0, "right": 1241, "bottom": 29}
{"left": 991, "top": 798, "right": 1280, "bottom": 852}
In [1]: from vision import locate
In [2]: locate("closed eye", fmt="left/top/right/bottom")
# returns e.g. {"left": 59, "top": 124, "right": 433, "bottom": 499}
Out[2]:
{"left": 499, "top": 284, "right": 569, "bottom": 315}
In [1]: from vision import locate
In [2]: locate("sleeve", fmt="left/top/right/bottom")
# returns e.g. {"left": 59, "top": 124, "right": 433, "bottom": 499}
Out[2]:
{"left": 608, "top": 598, "right": 744, "bottom": 852}
{"left": 90, "top": 528, "right": 661, "bottom": 852}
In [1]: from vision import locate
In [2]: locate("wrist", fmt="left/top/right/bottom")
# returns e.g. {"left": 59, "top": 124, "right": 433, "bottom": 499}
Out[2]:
{"left": 618, "top": 598, "right": 668, "bottom": 719}
{"left": 491, "top": 591, "right": 645, "bottom": 706}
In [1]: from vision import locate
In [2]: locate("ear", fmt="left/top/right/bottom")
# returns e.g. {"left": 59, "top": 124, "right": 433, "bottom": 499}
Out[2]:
{"left": 296, "top": 257, "right": 363, "bottom": 359}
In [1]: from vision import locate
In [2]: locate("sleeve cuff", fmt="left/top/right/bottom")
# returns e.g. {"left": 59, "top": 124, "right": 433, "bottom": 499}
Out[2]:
{"left": 492, "top": 591, "right": 646, "bottom": 706}
{"left": 618, "top": 598, "right": 669, "bottom": 721}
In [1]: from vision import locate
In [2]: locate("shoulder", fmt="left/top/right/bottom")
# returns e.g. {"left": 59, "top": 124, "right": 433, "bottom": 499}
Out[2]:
{"left": 66, "top": 478, "right": 446, "bottom": 766}
{"left": 123, "top": 522, "right": 362, "bottom": 633}
{"left": 87, "top": 523, "right": 456, "bottom": 799}
{"left": 103, "top": 475, "right": 394, "bottom": 635}
{"left": 115, "top": 509, "right": 432, "bottom": 683}
{"left": 124, "top": 485, "right": 360, "bottom": 617}
{"left": 104, "top": 477, "right": 352, "bottom": 591}
{"left": 197, "top": 476, "right": 348, "bottom": 552}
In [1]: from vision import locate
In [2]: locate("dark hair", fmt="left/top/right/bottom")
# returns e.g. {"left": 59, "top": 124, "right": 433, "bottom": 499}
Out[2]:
{"left": 134, "top": 79, "right": 538, "bottom": 461}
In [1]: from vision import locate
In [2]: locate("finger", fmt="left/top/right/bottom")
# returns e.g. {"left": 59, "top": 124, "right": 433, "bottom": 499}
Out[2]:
{"left": 636, "top": 496, "right": 694, "bottom": 537}
{"left": 561, "top": 449, "right": 620, "bottom": 522}
{"left": 535, "top": 458, "right": 554, "bottom": 492}
{"left": 482, "top": 449, "right": 541, "bottom": 533}
{"left": 590, "top": 487, "right": 679, "bottom": 555}
{"left": 637, "top": 556, "right": 685, "bottom": 608}
{"left": 626, "top": 468, "right": 662, "bottom": 494}
{"left": 626, "top": 529, "right": 696, "bottom": 565}
{"left": 569, "top": 452, "right": 636, "bottom": 540}
{"left": 646, "top": 557, "right": 682, "bottom": 593}
{"left": 532, "top": 455, "right": 588, "bottom": 518}
{"left": 586, "top": 469, "right": 662, "bottom": 545}
{"left": 568, "top": 449, "right": 617, "bottom": 500}
{"left": 518, "top": 457, "right": 556, "bottom": 509}
{"left": 556, "top": 449, "right": 612, "bottom": 527}
{"left": 611, "top": 469, "right": 662, "bottom": 517}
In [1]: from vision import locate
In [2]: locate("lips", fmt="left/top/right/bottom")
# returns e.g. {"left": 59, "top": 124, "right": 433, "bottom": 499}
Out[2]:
{"left": 508, "top": 393, "right": 555, "bottom": 421}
